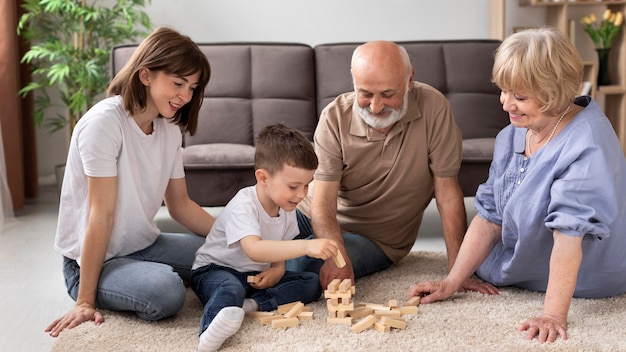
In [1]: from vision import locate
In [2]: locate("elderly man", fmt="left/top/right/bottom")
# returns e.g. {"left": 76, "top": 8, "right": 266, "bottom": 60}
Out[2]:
{"left": 288, "top": 41, "right": 489, "bottom": 292}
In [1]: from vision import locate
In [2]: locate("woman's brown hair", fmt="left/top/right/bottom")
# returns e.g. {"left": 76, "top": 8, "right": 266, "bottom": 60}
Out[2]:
{"left": 107, "top": 27, "right": 211, "bottom": 135}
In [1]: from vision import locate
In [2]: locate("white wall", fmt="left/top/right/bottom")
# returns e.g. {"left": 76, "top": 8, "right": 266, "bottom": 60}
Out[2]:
{"left": 37, "top": 0, "right": 491, "bottom": 182}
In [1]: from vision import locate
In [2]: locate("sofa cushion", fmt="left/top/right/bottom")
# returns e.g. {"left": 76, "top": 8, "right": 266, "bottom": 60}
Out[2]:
{"left": 184, "top": 43, "right": 318, "bottom": 147}
{"left": 462, "top": 138, "right": 496, "bottom": 162}
{"left": 183, "top": 143, "right": 255, "bottom": 169}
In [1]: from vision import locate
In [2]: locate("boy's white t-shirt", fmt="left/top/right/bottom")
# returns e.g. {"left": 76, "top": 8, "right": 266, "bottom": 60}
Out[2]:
{"left": 54, "top": 96, "right": 185, "bottom": 265}
{"left": 193, "top": 186, "right": 299, "bottom": 272}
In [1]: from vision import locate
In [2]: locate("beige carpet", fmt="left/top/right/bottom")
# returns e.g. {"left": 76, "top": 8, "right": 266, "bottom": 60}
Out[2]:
{"left": 51, "top": 251, "right": 626, "bottom": 352}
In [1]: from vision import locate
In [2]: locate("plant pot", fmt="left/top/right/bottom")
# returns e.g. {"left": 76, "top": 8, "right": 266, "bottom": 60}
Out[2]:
{"left": 596, "top": 48, "right": 611, "bottom": 86}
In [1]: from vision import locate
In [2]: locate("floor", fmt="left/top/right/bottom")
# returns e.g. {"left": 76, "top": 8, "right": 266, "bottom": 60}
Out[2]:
{"left": 0, "top": 184, "right": 476, "bottom": 351}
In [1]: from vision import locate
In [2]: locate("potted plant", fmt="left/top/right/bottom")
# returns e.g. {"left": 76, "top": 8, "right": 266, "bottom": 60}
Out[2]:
{"left": 17, "top": 0, "right": 152, "bottom": 190}
{"left": 17, "top": 0, "right": 153, "bottom": 136}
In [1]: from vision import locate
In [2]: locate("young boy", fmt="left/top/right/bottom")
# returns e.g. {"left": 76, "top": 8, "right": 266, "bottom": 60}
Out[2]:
{"left": 191, "top": 123, "right": 339, "bottom": 352}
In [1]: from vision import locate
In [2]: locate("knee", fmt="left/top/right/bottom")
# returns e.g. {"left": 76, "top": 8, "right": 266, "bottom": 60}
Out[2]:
{"left": 137, "top": 272, "right": 187, "bottom": 321}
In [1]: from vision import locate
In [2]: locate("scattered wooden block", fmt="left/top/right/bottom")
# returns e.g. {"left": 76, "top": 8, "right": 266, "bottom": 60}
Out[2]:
{"left": 271, "top": 317, "right": 300, "bottom": 328}
{"left": 379, "top": 316, "right": 407, "bottom": 330}
{"left": 333, "top": 251, "right": 346, "bottom": 268}
{"left": 350, "top": 315, "right": 376, "bottom": 333}
{"left": 348, "top": 307, "right": 374, "bottom": 319}
{"left": 374, "top": 322, "right": 390, "bottom": 333}
{"left": 248, "top": 311, "right": 275, "bottom": 318}
{"left": 247, "top": 275, "right": 260, "bottom": 284}
{"left": 258, "top": 315, "right": 285, "bottom": 325}
{"left": 284, "top": 302, "right": 305, "bottom": 319}
{"left": 277, "top": 301, "right": 301, "bottom": 314}
{"left": 405, "top": 296, "right": 420, "bottom": 306}
{"left": 397, "top": 305, "right": 419, "bottom": 315}
{"left": 359, "top": 302, "right": 390, "bottom": 311}
{"left": 387, "top": 299, "right": 398, "bottom": 308}
{"left": 373, "top": 309, "right": 402, "bottom": 318}
{"left": 297, "top": 311, "right": 314, "bottom": 320}
{"left": 327, "top": 317, "right": 353, "bottom": 325}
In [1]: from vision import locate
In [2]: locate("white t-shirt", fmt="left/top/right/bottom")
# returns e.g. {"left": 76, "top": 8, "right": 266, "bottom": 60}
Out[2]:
{"left": 193, "top": 186, "right": 299, "bottom": 272}
{"left": 54, "top": 96, "right": 185, "bottom": 265}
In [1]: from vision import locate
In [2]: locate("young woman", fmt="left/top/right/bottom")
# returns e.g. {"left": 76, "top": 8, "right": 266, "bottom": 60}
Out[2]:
{"left": 46, "top": 27, "right": 215, "bottom": 337}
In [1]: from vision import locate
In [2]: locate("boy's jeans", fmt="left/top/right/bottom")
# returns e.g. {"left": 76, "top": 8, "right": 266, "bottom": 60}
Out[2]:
{"left": 191, "top": 263, "right": 321, "bottom": 334}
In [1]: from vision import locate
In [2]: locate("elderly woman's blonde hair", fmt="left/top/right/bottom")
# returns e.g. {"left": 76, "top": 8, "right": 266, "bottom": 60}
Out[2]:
{"left": 492, "top": 27, "right": 583, "bottom": 115}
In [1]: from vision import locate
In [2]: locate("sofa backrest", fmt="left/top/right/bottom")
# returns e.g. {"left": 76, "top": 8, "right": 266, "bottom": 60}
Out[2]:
{"left": 314, "top": 40, "right": 509, "bottom": 140}
{"left": 110, "top": 43, "right": 318, "bottom": 146}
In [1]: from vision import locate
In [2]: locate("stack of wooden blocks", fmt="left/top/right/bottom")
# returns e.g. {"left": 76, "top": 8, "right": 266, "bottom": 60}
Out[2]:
{"left": 325, "top": 278, "right": 420, "bottom": 333}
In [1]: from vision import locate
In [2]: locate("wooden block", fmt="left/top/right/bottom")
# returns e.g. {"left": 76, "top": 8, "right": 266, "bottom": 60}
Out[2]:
{"left": 348, "top": 307, "right": 374, "bottom": 319}
{"left": 248, "top": 311, "right": 275, "bottom": 318}
{"left": 327, "top": 300, "right": 354, "bottom": 311}
{"left": 405, "top": 296, "right": 420, "bottom": 306}
{"left": 271, "top": 317, "right": 300, "bottom": 328}
{"left": 350, "top": 314, "right": 376, "bottom": 333}
{"left": 359, "top": 302, "right": 390, "bottom": 311}
{"left": 341, "top": 297, "right": 352, "bottom": 305}
{"left": 277, "top": 301, "right": 301, "bottom": 314}
{"left": 380, "top": 316, "right": 407, "bottom": 330}
{"left": 297, "top": 311, "right": 314, "bottom": 320}
{"left": 330, "top": 298, "right": 339, "bottom": 306}
{"left": 387, "top": 299, "right": 398, "bottom": 308}
{"left": 247, "top": 275, "right": 260, "bottom": 284}
{"left": 258, "top": 315, "right": 285, "bottom": 325}
{"left": 397, "top": 305, "right": 419, "bottom": 315}
{"left": 333, "top": 251, "right": 346, "bottom": 268}
{"left": 284, "top": 302, "right": 305, "bottom": 318}
{"left": 374, "top": 322, "right": 390, "bottom": 333}
{"left": 373, "top": 309, "right": 402, "bottom": 318}
{"left": 327, "top": 317, "right": 353, "bottom": 325}
{"left": 338, "top": 279, "right": 352, "bottom": 293}
{"left": 324, "top": 290, "right": 353, "bottom": 300}
{"left": 327, "top": 279, "right": 341, "bottom": 293}
{"left": 336, "top": 310, "right": 349, "bottom": 318}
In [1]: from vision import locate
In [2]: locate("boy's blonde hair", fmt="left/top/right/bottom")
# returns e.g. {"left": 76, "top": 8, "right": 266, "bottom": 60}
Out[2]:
{"left": 255, "top": 123, "right": 318, "bottom": 175}
{"left": 108, "top": 27, "right": 211, "bottom": 135}
{"left": 492, "top": 27, "right": 583, "bottom": 115}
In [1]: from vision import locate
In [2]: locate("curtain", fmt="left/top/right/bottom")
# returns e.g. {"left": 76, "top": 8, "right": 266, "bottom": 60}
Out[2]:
{"left": 0, "top": 0, "right": 38, "bottom": 217}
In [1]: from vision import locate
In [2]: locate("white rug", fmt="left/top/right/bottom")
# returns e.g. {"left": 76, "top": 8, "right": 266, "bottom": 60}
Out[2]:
{"left": 51, "top": 251, "right": 626, "bottom": 352}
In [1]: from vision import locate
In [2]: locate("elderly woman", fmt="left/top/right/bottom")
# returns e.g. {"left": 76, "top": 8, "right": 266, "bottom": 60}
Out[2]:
{"left": 409, "top": 27, "right": 626, "bottom": 343}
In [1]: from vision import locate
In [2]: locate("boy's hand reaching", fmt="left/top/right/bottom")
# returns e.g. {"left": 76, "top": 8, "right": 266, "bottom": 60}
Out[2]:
{"left": 305, "top": 238, "right": 339, "bottom": 260}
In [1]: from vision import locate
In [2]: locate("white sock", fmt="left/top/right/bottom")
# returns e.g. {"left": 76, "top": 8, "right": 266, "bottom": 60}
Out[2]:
{"left": 242, "top": 298, "right": 258, "bottom": 314}
{"left": 198, "top": 306, "right": 244, "bottom": 352}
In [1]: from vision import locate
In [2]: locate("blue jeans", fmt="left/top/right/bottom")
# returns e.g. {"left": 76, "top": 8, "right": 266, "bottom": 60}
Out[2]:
{"left": 191, "top": 263, "right": 321, "bottom": 334}
{"left": 63, "top": 232, "right": 205, "bottom": 321}
{"left": 286, "top": 210, "right": 393, "bottom": 278}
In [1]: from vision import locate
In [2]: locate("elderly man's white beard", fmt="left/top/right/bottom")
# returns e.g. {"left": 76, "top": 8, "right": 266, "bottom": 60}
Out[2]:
{"left": 355, "top": 88, "right": 409, "bottom": 130}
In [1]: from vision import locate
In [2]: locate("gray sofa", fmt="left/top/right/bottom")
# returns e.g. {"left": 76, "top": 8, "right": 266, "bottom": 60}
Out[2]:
{"left": 111, "top": 40, "right": 509, "bottom": 206}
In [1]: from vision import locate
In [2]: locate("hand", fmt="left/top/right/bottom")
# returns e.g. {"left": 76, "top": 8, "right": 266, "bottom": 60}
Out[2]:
{"left": 319, "top": 257, "right": 354, "bottom": 289}
{"left": 45, "top": 304, "right": 104, "bottom": 337}
{"left": 460, "top": 277, "right": 500, "bottom": 295}
{"left": 518, "top": 313, "right": 568, "bottom": 343}
{"left": 408, "top": 279, "right": 460, "bottom": 304}
{"left": 305, "top": 238, "right": 339, "bottom": 261}
{"left": 249, "top": 266, "right": 284, "bottom": 289}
